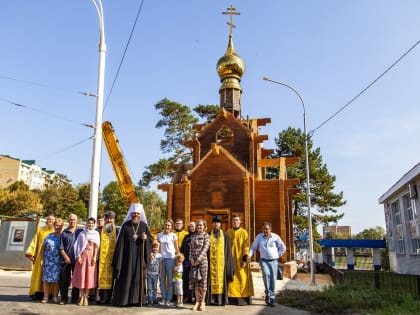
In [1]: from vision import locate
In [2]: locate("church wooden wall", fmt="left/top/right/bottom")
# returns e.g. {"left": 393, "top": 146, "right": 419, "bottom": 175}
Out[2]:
{"left": 190, "top": 160, "right": 244, "bottom": 210}
{"left": 170, "top": 183, "right": 186, "bottom": 222}
{"left": 199, "top": 119, "right": 250, "bottom": 170}
{"left": 254, "top": 180, "right": 292, "bottom": 262}
{"left": 189, "top": 156, "right": 245, "bottom": 229}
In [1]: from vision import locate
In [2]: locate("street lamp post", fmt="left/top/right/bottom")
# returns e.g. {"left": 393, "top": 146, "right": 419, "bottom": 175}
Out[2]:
{"left": 88, "top": 0, "right": 106, "bottom": 220}
{"left": 263, "top": 76, "right": 316, "bottom": 285}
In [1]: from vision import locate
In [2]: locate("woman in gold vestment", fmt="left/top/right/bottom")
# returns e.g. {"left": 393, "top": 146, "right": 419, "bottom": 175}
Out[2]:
{"left": 25, "top": 215, "right": 55, "bottom": 299}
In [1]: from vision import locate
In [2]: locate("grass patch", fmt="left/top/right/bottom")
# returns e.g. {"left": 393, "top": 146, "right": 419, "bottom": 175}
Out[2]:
{"left": 277, "top": 284, "right": 420, "bottom": 315}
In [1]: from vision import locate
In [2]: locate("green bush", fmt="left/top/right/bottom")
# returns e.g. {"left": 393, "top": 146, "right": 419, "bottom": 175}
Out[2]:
{"left": 277, "top": 284, "right": 420, "bottom": 315}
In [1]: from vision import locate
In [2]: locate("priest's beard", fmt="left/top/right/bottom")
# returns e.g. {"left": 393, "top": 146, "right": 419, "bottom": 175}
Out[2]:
{"left": 105, "top": 223, "right": 113, "bottom": 233}
{"left": 132, "top": 216, "right": 141, "bottom": 224}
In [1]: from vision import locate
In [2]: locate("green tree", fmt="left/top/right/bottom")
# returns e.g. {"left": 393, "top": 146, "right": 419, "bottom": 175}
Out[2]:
{"left": 140, "top": 98, "right": 199, "bottom": 187}
{"left": 0, "top": 189, "right": 43, "bottom": 216}
{"left": 76, "top": 183, "right": 91, "bottom": 211}
{"left": 354, "top": 226, "right": 385, "bottom": 240}
{"left": 273, "top": 127, "right": 346, "bottom": 252}
{"left": 139, "top": 158, "right": 172, "bottom": 188}
{"left": 48, "top": 173, "right": 71, "bottom": 188}
{"left": 101, "top": 181, "right": 167, "bottom": 229}
{"left": 138, "top": 188, "right": 166, "bottom": 231}
{"left": 69, "top": 199, "right": 88, "bottom": 221}
{"left": 7, "top": 180, "right": 29, "bottom": 192}
{"left": 155, "top": 98, "right": 198, "bottom": 158}
{"left": 37, "top": 182, "right": 81, "bottom": 219}
{"left": 102, "top": 181, "right": 127, "bottom": 225}
{"left": 327, "top": 231, "right": 351, "bottom": 239}
{"left": 139, "top": 99, "right": 220, "bottom": 187}
{"left": 193, "top": 104, "right": 220, "bottom": 121}
{"left": 274, "top": 127, "right": 346, "bottom": 224}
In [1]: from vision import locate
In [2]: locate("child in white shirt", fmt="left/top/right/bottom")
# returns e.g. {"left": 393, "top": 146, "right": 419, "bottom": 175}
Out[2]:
{"left": 173, "top": 253, "right": 185, "bottom": 307}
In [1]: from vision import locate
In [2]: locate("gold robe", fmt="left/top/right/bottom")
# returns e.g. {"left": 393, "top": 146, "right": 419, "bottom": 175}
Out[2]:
{"left": 175, "top": 229, "right": 188, "bottom": 248}
{"left": 227, "top": 227, "right": 254, "bottom": 298}
{"left": 25, "top": 225, "right": 54, "bottom": 296}
{"left": 98, "top": 226, "right": 117, "bottom": 289}
{"left": 209, "top": 231, "right": 225, "bottom": 294}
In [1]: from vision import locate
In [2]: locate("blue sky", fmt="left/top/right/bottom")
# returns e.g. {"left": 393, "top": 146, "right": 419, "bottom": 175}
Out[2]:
{"left": 1, "top": 1, "right": 420, "bottom": 234}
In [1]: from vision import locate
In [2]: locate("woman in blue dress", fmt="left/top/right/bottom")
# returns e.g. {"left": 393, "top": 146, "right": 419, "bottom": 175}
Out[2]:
{"left": 40, "top": 218, "right": 64, "bottom": 303}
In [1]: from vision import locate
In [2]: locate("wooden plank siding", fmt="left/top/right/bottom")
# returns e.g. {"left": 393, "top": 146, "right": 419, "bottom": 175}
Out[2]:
{"left": 159, "top": 107, "right": 300, "bottom": 264}
{"left": 199, "top": 115, "right": 251, "bottom": 169}
{"left": 255, "top": 180, "right": 294, "bottom": 262}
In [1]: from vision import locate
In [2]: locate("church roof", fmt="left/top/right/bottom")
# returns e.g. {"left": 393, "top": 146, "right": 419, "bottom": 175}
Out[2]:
{"left": 189, "top": 143, "right": 250, "bottom": 178}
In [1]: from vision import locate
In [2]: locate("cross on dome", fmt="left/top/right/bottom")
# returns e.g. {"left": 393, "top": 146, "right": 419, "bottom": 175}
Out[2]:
{"left": 222, "top": 5, "right": 240, "bottom": 36}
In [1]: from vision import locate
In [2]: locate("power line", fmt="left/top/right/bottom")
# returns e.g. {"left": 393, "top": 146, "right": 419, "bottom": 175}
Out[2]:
{"left": 36, "top": 136, "right": 93, "bottom": 162}
{"left": 104, "top": 0, "right": 146, "bottom": 111}
{"left": 0, "top": 97, "right": 93, "bottom": 128}
{"left": 311, "top": 40, "right": 420, "bottom": 134}
{"left": 1, "top": 1, "right": 147, "bottom": 119}
{"left": 0, "top": 75, "right": 95, "bottom": 97}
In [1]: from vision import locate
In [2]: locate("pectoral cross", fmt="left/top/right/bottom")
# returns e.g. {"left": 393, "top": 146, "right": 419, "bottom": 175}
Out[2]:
{"left": 222, "top": 5, "right": 240, "bottom": 36}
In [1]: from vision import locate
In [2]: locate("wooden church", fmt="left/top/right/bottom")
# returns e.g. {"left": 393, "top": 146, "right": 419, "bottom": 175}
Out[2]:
{"left": 158, "top": 10, "right": 300, "bottom": 262}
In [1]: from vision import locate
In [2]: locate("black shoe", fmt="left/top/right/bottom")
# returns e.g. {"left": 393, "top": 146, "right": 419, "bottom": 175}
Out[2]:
{"left": 237, "top": 298, "right": 247, "bottom": 306}
{"left": 31, "top": 292, "right": 44, "bottom": 301}
{"left": 268, "top": 298, "right": 275, "bottom": 307}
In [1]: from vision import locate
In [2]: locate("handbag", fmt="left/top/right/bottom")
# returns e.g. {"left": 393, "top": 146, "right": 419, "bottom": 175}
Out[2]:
{"left": 189, "top": 266, "right": 202, "bottom": 283}
{"left": 277, "top": 266, "right": 283, "bottom": 280}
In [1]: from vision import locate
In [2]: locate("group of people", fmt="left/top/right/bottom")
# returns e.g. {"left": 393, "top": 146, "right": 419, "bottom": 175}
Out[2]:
{"left": 25, "top": 210, "right": 118, "bottom": 306}
{"left": 25, "top": 205, "right": 286, "bottom": 310}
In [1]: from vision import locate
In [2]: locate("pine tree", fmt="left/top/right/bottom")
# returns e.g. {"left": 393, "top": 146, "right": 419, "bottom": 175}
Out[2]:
{"left": 139, "top": 99, "right": 218, "bottom": 187}
{"left": 274, "top": 127, "right": 346, "bottom": 233}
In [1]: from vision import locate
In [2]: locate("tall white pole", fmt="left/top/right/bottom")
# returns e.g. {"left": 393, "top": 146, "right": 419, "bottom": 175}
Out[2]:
{"left": 88, "top": 0, "right": 106, "bottom": 220}
{"left": 263, "top": 76, "right": 316, "bottom": 285}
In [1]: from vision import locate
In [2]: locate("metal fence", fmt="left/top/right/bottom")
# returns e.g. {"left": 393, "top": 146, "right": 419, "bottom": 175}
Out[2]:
{"left": 324, "top": 264, "right": 420, "bottom": 299}
{"left": 327, "top": 255, "right": 375, "bottom": 270}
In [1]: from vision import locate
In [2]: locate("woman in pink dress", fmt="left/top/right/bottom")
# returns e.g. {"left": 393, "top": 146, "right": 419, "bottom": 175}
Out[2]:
{"left": 72, "top": 217, "right": 100, "bottom": 306}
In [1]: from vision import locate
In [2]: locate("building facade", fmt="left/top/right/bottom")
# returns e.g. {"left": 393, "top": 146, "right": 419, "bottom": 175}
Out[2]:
{"left": 0, "top": 155, "right": 58, "bottom": 190}
{"left": 322, "top": 225, "right": 352, "bottom": 238}
{"left": 378, "top": 162, "right": 420, "bottom": 275}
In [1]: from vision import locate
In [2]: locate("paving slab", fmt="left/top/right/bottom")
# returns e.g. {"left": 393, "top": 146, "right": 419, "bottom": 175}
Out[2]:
{"left": 0, "top": 268, "right": 332, "bottom": 315}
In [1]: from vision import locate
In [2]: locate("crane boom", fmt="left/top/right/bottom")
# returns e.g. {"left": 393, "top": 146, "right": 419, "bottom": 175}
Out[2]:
{"left": 102, "top": 121, "right": 139, "bottom": 208}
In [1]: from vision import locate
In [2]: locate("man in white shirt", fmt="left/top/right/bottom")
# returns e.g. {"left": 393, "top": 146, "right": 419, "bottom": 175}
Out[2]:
{"left": 247, "top": 222, "right": 286, "bottom": 307}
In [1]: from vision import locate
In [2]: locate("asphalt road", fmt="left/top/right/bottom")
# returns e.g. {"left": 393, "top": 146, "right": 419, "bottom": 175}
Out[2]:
{"left": 0, "top": 269, "right": 312, "bottom": 315}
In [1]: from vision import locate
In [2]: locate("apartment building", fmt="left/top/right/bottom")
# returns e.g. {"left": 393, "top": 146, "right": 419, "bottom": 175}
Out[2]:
{"left": 0, "top": 155, "right": 58, "bottom": 190}
{"left": 379, "top": 162, "right": 420, "bottom": 275}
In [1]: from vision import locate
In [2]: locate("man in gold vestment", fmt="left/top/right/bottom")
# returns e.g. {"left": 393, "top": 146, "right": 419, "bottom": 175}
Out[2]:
{"left": 227, "top": 214, "right": 254, "bottom": 305}
{"left": 207, "top": 215, "right": 234, "bottom": 306}
{"left": 174, "top": 218, "right": 188, "bottom": 248}
{"left": 97, "top": 211, "right": 118, "bottom": 304}
{"left": 25, "top": 214, "right": 55, "bottom": 299}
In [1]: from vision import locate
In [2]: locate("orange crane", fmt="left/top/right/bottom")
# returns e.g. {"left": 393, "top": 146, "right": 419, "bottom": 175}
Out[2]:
{"left": 102, "top": 121, "right": 159, "bottom": 237}
{"left": 101, "top": 121, "right": 139, "bottom": 207}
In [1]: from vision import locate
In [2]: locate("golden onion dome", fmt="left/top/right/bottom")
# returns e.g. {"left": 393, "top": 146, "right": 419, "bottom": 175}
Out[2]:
{"left": 217, "top": 35, "right": 245, "bottom": 81}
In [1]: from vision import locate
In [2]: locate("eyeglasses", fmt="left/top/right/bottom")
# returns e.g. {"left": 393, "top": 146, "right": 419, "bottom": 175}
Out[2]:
{"left": 55, "top": 225, "right": 63, "bottom": 229}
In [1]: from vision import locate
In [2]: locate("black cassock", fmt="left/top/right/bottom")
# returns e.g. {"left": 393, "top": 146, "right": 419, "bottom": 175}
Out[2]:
{"left": 112, "top": 220, "right": 152, "bottom": 306}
